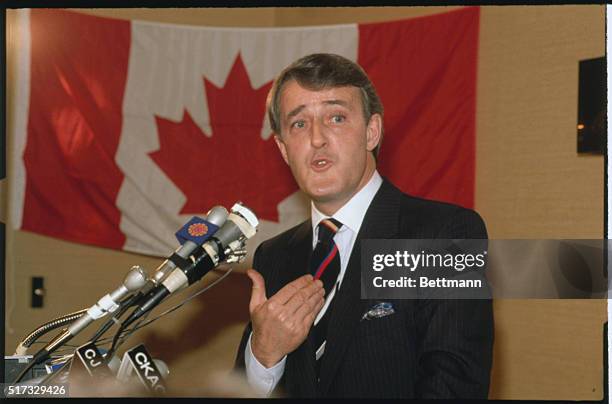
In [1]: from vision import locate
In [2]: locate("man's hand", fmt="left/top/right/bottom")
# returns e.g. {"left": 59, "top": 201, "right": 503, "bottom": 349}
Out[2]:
{"left": 247, "top": 269, "right": 325, "bottom": 368}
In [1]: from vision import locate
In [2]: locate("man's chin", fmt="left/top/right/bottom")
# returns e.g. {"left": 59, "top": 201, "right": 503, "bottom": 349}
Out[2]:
{"left": 305, "top": 186, "right": 351, "bottom": 210}
{"left": 303, "top": 181, "right": 339, "bottom": 201}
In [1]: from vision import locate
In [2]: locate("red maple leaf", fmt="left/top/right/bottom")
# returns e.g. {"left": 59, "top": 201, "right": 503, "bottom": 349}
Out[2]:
{"left": 150, "top": 54, "right": 298, "bottom": 222}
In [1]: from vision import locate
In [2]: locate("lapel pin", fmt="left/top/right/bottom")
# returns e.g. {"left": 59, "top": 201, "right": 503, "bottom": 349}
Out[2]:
{"left": 361, "top": 301, "right": 395, "bottom": 321}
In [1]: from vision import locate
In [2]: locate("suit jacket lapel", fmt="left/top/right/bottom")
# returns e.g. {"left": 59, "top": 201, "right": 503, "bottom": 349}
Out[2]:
{"left": 318, "top": 179, "right": 402, "bottom": 395}
{"left": 283, "top": 220, "right": 319, "bottom": 397}
{"left": 284, "top": 219, "right": 312, "bottom": 282}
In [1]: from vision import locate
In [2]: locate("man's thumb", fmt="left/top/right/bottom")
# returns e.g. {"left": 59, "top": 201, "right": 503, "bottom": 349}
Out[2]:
{"left": 247, "top": 269, "right": 266, "bottom": 310}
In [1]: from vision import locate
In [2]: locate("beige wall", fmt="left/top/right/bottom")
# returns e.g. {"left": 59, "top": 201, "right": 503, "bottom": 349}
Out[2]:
{"left": 4, "top": 6, "right": 606, "bottom": 399}
{"left": 475, "top": 6, "right": 605, "bottom": 399}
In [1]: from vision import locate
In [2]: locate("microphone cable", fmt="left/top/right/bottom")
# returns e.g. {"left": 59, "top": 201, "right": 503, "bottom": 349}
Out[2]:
{"left": 88, "top": 292, "right": 143, "bottom": 344}
{"left": 121, "top": 266, "right": 234, "bottom": 345}
{"left": 107, "top": 266, "right": 233, "bottom": 357}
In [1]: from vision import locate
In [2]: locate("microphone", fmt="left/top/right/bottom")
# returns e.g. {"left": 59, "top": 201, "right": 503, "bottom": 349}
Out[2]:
{"left": 88, "top": 206, "right": 229, "bottom": 345}
{"left": 121, "top": 202, "right": 258, "bottom": 329}
{"left": 149, "top": 206, "right": 229, "bottom": 287}
{"left": 27, "top": 267, "right": 148, "bottom": 367}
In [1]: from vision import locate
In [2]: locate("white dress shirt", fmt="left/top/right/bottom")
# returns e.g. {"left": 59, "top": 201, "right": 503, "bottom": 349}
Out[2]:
{"left": 244, "top": 171, "right": 383, "bottom": 396}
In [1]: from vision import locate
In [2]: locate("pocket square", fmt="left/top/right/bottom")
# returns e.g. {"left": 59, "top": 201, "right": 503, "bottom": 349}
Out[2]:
{"left": 361, "top": 301, "right": 395, "bottom": 321}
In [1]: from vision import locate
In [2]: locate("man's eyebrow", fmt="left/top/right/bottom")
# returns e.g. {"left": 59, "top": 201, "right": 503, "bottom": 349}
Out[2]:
{"left": 323, "top": 99, "right": 350, "bottom": 108}
{"left": 285, "top": 99, "right": 351, "bottom": 121}
{"left": 286, "top": 105, "right": 306, "bottom": 120}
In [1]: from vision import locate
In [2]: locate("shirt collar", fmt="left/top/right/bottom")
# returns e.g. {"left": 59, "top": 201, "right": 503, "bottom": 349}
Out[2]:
{"left": 311, "top": 170, "right": 383, "bottom": 237}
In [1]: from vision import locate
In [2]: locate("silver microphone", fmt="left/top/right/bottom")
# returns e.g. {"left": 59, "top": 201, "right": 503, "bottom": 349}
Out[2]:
{"left": 37, "top": 266, "right": 148, "bottom": 357}
{"left": 122, "top": 202, "right": 258, "bottom": 328}
{"left": 150, "top": 206, "right": 229, "bottom": 286}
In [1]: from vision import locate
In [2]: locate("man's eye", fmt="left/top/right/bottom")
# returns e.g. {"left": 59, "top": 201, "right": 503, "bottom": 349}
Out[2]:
{"left": 331, "top": 115, "right": 346, "bottom": 123}
{"left": 292, "top": 120, "right": 306, "bottom": 129}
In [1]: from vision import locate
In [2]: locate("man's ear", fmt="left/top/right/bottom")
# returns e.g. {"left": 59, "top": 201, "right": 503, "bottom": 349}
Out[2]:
{"left": 274, "top": 134, "right": 289, "bottom": 165}
{"left": 366, "top": 113, "right": 383, "bottom": 152}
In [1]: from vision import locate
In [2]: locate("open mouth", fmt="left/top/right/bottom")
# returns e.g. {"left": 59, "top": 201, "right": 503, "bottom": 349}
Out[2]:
{"left": 311, "top": 158, "right": 332, "bottom": 172}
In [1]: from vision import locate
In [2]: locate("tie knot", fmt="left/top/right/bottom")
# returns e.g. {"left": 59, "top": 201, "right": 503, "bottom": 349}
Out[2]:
{"left": 317, "top": 218, "right": 342, "bottom": 243}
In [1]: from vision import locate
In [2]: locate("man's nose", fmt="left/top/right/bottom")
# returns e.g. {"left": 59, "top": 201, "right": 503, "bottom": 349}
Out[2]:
{"left": 310, "top": 121, "right": 328, "bottom": 148}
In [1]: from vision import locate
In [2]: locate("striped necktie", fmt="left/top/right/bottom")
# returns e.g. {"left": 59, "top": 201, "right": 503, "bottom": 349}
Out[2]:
{"left": 310, "top": 218, "right": 342, "bottom": 375}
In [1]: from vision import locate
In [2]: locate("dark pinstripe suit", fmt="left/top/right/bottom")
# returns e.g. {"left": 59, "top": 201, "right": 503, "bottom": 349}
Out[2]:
{"left": 235, "top": 179, "right": 494, "bottom": 398}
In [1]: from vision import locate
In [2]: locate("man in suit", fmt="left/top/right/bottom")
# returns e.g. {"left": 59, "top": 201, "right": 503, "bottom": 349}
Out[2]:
{"left": 234, "top": 53, "right": 493, "bottom": 398}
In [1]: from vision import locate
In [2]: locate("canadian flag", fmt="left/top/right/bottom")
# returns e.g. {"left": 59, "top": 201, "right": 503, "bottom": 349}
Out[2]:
{"left": 10, "top": 8, "right": 479, "bottom": 257}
